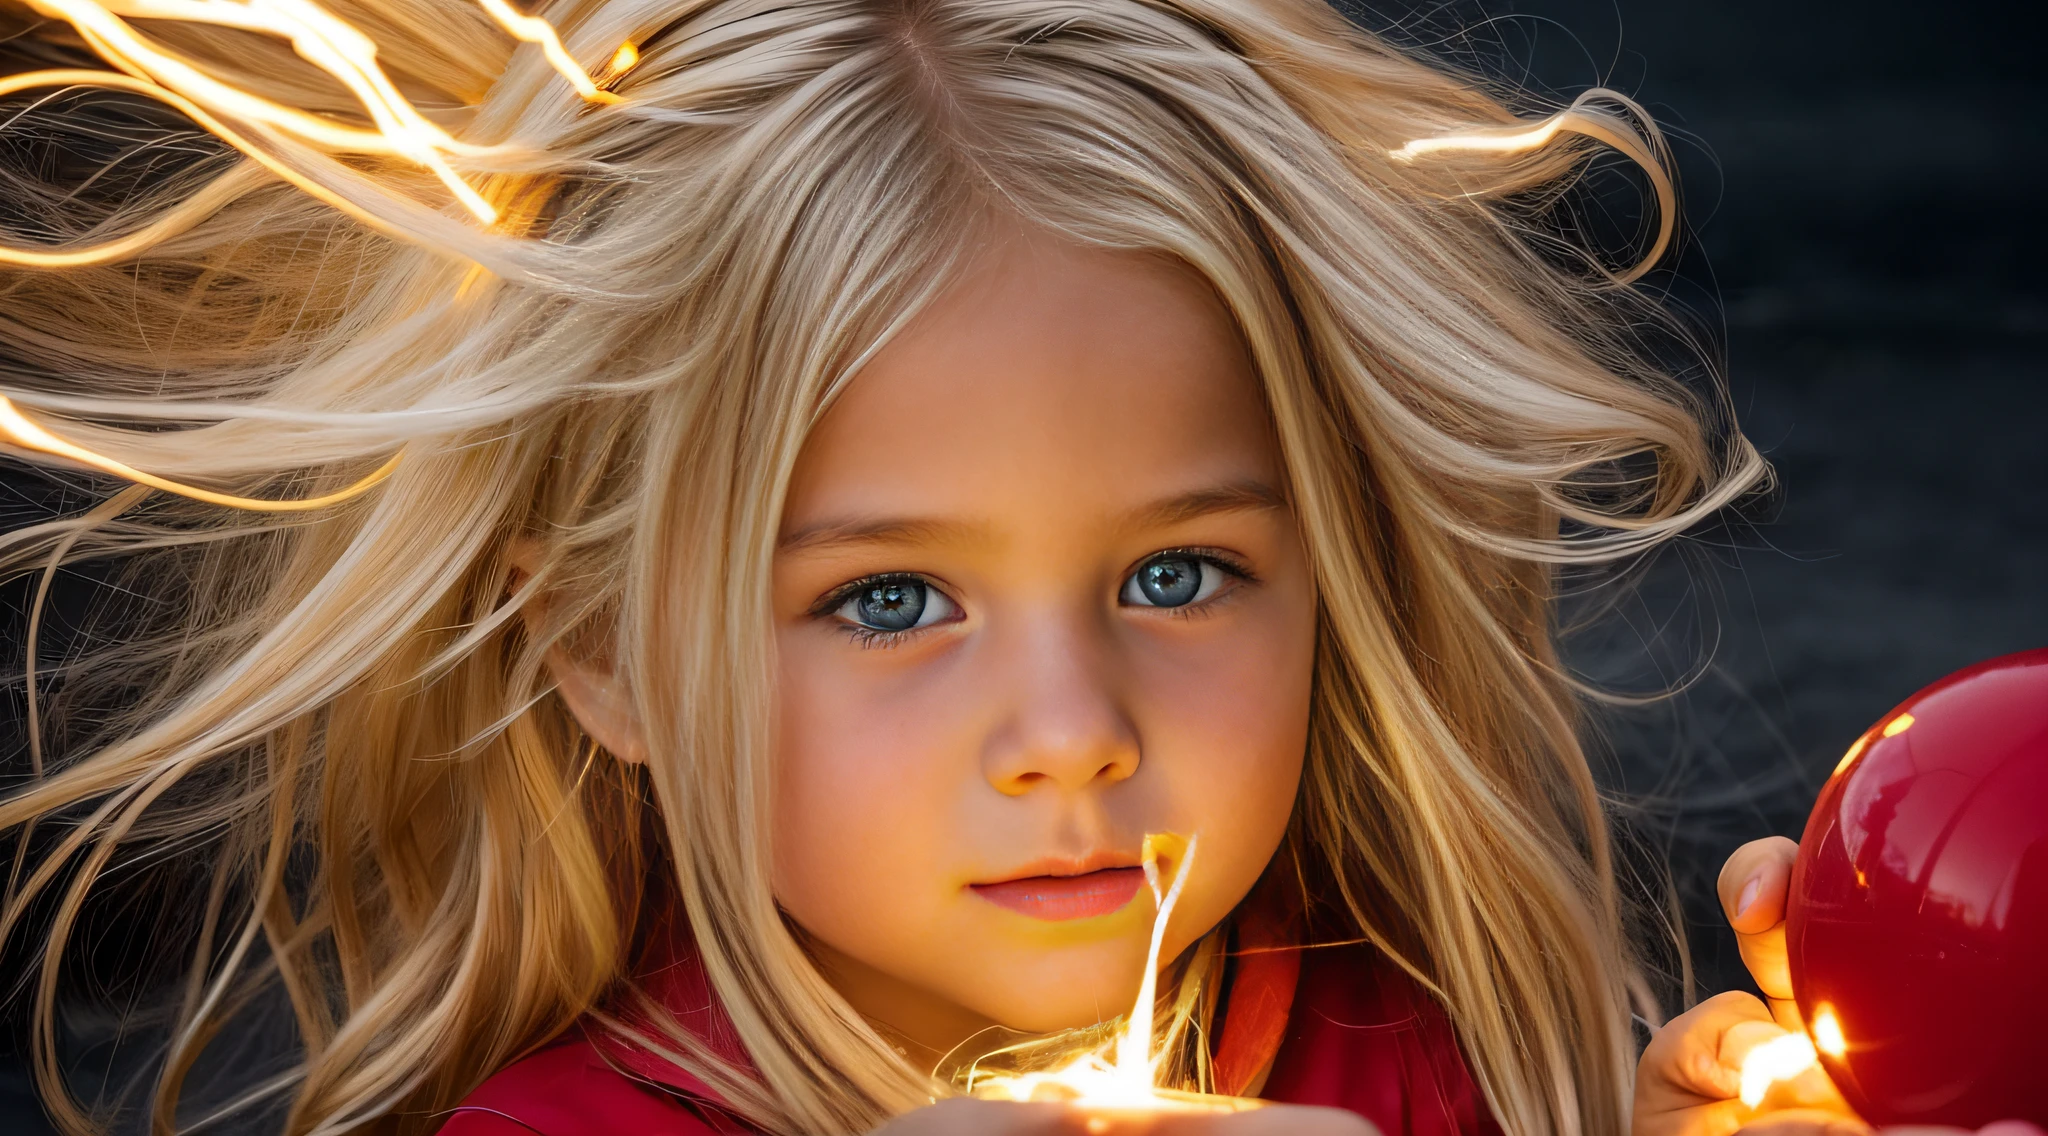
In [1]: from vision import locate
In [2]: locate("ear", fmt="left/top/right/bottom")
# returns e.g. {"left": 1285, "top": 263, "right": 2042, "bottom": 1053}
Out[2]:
{"left": 506, "top": 537, "right": 649, "bottom": 765}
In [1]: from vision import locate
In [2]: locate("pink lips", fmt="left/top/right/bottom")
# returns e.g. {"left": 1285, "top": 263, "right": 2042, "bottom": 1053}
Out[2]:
{"left": 971, "top": 866, "right": 1147, "bottom": 921}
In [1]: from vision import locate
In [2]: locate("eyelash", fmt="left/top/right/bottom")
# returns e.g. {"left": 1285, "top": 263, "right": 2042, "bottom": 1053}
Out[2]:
{"left": 846, "top": 626, "right": 912, "bottom": 649}
{"left": 813, "top": 549, "right": 1257, "bottom": 649}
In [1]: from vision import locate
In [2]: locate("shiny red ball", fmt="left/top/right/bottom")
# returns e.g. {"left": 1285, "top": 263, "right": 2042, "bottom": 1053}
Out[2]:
{"left": 1788, "top": 648, "right": 2048, "bottom": 1129}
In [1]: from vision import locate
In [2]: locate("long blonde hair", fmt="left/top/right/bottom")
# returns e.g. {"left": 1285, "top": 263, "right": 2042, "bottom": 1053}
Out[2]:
{"left": 0, "top": 1, "right": 1764, "bottom": 1133}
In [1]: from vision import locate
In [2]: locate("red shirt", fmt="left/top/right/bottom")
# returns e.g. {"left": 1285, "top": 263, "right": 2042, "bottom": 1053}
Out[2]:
{"left": 435, "top": 921, "right": 1501, "bottom": 1136}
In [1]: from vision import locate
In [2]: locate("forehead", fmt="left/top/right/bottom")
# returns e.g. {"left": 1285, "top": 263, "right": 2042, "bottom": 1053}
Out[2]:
{"left": 783, "top": 234, "right": 1278, "bottom": 537}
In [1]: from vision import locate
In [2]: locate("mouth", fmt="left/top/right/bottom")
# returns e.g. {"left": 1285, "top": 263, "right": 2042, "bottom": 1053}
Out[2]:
{"left": 971, "top": 866, "right": 1148, "bottom": 922}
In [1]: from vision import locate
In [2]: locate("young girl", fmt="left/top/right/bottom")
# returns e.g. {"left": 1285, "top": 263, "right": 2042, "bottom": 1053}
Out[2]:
{"left": 0, "top": 1, "right": 1802, "bottom": 1133}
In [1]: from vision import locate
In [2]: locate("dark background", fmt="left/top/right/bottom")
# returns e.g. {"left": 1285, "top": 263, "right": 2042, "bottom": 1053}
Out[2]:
{"left": 1339, "top": 0, "right": 2048, "bottom": 1015}
{"left": 4, "top": 0, "right": 2046, "bottom": 1129}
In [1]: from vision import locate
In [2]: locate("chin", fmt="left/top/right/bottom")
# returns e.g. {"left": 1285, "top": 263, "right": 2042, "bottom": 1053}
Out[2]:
{"left": 956, "top": 949, "right": 1152, "bottom": 1033}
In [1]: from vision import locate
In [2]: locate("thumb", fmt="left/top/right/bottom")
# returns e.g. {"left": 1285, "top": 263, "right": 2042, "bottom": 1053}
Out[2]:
{"left": 1718, "top": 837, "right": 1800, "bottom": 1030}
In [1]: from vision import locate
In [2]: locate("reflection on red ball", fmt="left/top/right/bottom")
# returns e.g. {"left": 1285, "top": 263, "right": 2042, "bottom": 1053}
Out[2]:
{"left": 1788, "top": 649, "right": 2048, "bottom": 1129}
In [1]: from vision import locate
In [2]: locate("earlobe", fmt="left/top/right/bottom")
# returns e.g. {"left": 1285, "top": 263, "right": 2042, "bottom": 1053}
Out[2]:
{"left": 506, "top": 537, "right": 650, "bottom": 765}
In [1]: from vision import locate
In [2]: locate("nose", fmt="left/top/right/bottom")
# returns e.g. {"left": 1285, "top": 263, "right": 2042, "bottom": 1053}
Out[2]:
{"left": 980, "top": 616, "right": 1140, "bottom": 796}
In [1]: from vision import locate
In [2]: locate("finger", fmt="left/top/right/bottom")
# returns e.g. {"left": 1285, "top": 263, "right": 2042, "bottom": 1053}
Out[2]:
{"left": 1767, "top": 1062, "right": 1854, "bottom": 1115}
{"left": 1719, "top": 839, "right": 1799, "bottom": 1009}
{"left": 1717, "top": 1017, "right": 1793, "bottom": 1081}
{"left": 1637, "top": 991, "right": 1776, "bottom": 1107}
{"left": 1736, "top": 1107, "right": 1871, "bottom": 1136}
{"left": 1719, "top": 837, "right": 1797, "bottom": 937}
{"left": 1630, "top": 1097, "right": 1744, "bottom": 1136}
{"left": 1634, "top": 1098, "right": 1748, "bottom": 1136}
{"left": 1736, "top": 926, "right": 1797, "bottom": 1027}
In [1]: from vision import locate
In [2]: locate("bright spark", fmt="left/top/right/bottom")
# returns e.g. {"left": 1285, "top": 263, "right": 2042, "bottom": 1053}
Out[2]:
{"left": 1812, "top": 1006, "right": 1848, "bottom": 1059}
{"left": 1738, "top": 1031, "right": 1819, "bottom": 1109}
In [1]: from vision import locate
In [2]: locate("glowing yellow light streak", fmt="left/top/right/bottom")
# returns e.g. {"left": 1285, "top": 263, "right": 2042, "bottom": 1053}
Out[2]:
{"left": 0, "top": 0, "right": 633, "bottom": 503}
{"left": 0, "top": 395, "right": 399, "bottom": 511}
{"left": 1882, "top": 712, "right": 1916, "bottom": 738}
{"left": 5, "top": 0, "right": 633, "bottom": 227}
{"left": 0, "top": 70, "right": 423, "bottom": 265}
{"left": 1390, "top": 93, "right": 1675, "bottom": 284}
{"left": 969, "top": 834, "right": 1253, "bottom": 1114}
{"left": 1738, "top": 1031, "right": 1819, "bottom": 1108}
{"left": 1114, "top": 832, "right": 1191, "bottom": 1090}
{"left": 1390, "top": 115, "right": 1572, "bottom": 161}
{"left": 475, "top": 0, "right": 619, "bottom": 104}
{"left": 0, "top": 98, "right": 266, "bottom": 269}
{"left": 22, "top": 0, "right": 495, "bottom": 219}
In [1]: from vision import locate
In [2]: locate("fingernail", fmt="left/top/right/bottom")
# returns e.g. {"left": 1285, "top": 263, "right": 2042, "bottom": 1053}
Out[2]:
{"left": 1736, "top": 876, "right": 1761, "bottom": 918}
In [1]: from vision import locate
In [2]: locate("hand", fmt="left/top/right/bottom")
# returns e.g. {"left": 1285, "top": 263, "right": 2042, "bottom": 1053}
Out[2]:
{"left": 871, "top": 1098, "right": 1378, "bottom": 1136}
{"left": 1633, "top": 838, "right": 1850, "bottom": 1136}
{"left": 1633, "top": 990, "right": 1850, "bottom": 1136}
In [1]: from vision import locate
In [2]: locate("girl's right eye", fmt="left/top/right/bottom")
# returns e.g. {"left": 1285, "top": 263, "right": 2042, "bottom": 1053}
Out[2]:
{"left": 831, "top": 576, "right": 958, "bottom": 634}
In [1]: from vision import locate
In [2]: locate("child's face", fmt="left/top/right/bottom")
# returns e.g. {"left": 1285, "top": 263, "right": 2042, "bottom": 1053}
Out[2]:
{"left": 770, "top": 232, "right": 1316, "bottom": 1054}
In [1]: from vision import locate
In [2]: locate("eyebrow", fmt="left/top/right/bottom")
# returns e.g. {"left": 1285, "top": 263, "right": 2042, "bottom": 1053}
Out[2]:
{"left": 777, "top": 515, "right": 985, "bottom": 554}
{"left": 777, "top": 479, "right": 1287, "bottom": 555}
{"left": 1124, "top": 479, "right": 1289, "bottom": 528}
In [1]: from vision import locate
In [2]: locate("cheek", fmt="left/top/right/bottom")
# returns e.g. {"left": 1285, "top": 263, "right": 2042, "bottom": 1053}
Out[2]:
{"left": 769, "top": 637, "right": 963, "bottom": 944}
{"left": 1130, "top": 591, "right": 1316, "bottom": 912}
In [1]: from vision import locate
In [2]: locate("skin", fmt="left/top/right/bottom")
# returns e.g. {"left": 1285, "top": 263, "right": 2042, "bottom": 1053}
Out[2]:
{"left": 534, "top": 230, "right": 1365, "bottom": 1134}
{"left": 767, "top": 231, "right": 1314, "bottom": 1054}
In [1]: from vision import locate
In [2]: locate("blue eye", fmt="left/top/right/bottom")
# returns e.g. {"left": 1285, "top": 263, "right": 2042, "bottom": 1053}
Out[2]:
{"left": 834, "top": 576, "right": 957, "bottom": 633}
{"left": 1122, "top": 553, "right": 1226, "bottom": 608}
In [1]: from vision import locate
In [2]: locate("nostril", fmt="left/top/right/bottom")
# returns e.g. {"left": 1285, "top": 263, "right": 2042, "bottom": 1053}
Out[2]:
{"left": 1001, "top": 771, "right": 1048, "bottom": 795}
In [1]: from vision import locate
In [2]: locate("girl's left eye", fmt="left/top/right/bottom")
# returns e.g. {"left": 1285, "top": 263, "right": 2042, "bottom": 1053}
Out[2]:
{"left": 1120, "top": 552, "right": 1234, "bottom": 609}
{"left": 832, "top": 576, "right": 958, "bottom": 633}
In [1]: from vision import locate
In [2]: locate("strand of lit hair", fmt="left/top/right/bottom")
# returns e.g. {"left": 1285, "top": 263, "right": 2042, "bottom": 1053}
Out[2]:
{"left": 3, "top": 0, "right": 635, "bottom": 236}
{"left": 1390, "top": 90, "right": 1675, "bottom": 284}
{"left": 0, "top": 0, "right": 639, "bottom": 507}
{"left": 0, "top": 68, "right": 415, "bottom": 507}
{"left": 0, "top": 395, "right": 401, "bottom": 511}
